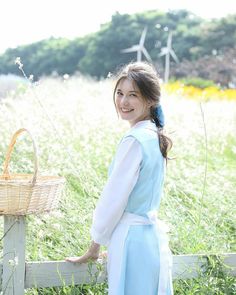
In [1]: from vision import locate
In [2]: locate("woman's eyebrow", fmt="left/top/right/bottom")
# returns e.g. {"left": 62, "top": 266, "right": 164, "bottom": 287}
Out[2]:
{"left": 116, "top": 88, "right": 140, "bottom": 94}
{"left": 117, "top": 89, "right": 138, "bottom": 92}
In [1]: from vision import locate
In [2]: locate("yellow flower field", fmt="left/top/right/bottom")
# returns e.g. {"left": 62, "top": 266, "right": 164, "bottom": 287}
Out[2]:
{"left": 164, "top": 81, "right": 236, "bottom": 101}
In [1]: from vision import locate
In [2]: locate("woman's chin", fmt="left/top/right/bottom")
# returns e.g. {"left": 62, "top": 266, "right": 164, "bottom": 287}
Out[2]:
{"left": 120, "top": 114, "right": 133, "bottom": 121}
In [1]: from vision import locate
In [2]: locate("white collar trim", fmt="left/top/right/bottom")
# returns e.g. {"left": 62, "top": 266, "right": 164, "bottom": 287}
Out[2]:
{"left": 131, "top": 120, "right": 157, "bottom": 131}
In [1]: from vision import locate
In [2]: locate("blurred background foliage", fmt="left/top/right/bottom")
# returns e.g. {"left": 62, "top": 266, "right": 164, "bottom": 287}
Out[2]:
{"left": 0, "top": 10, "right": 235, "bottom": 88}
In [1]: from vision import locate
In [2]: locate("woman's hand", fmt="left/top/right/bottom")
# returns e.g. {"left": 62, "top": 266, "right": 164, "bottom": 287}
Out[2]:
{"left": 66, "top": 241, "right": 100, "bottom": 264}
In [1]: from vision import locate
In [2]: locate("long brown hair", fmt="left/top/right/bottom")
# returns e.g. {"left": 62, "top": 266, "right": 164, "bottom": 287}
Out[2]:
{"left": 113, "top": 61, "right": 172, "bottom": 159}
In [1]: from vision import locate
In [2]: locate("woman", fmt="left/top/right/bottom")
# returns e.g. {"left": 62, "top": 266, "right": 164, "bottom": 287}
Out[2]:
{"left": 67, "top": 61, "right": 173, "bottom": 294}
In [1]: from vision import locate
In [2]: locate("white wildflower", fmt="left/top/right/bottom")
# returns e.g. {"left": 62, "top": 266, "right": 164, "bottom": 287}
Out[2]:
{"left": 29, "top": 74, "right": 34, "bottom": 81}
{"left": 15, "top": 57, "right": 23, "bottom": 70}
{"left": 63, "top": 74, "right": 69, "bottom": 80}
{"left": 15, "top": 57, "right": 21, "bottom": 65}
{"left": 107, "top": 72, "right": 113, "bottom": 78}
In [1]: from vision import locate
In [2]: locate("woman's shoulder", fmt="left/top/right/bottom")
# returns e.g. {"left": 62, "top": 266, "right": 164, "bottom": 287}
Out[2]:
{"left": 124, "top": 127, "right": 158, "bottom": 143}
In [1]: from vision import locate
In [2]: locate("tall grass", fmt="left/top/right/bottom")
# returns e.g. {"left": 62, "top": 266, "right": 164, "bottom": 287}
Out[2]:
{"left": 0, "top": 74, "right": 235, "bottom": 294}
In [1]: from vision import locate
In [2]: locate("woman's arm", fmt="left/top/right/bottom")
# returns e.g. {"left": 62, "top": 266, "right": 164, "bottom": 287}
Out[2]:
{"left": 90, "top": 136, "right": 142, "bottom": 245}
{"left": 66, "top": 136, "right": 142, "bottom": 263}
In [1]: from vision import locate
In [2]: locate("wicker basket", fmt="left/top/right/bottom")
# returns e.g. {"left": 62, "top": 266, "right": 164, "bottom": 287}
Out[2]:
{"left": 0, "top": 128, "right": 65, "bottom": 215}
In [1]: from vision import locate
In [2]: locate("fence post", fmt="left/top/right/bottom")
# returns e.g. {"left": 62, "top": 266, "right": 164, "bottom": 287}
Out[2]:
{"left": 2, "top": 216, "right": 26, "bottom": 295}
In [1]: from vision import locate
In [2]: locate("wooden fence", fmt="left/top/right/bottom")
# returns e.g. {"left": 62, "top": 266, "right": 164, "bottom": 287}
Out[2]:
{"left": 1, "top": 216, "right": 236, "bottom": 294}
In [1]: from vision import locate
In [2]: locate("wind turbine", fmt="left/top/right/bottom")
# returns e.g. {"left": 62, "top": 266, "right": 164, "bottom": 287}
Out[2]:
{"left": 121, "top": 26, "right": 152, "bottom": 63}
{"left": 159, "top": 31, "right": 179, "bottom": 83}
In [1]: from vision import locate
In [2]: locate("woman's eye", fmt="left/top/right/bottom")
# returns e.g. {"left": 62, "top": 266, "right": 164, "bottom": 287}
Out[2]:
{"left": 117, "top": 91, "right": 123, "bottom": 95}
{"left": 130, "top": 93, "right": 137, "bottom": 97}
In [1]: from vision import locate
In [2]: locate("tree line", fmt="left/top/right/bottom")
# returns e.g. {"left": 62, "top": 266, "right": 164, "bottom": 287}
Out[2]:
{"left": 0, "top": 10, "right": 235, "bottom": 87}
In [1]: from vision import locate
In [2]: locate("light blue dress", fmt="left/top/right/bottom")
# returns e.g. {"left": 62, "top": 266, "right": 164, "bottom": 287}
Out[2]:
{"left": 91, "top": 120, "right": 173, "bottom": 295}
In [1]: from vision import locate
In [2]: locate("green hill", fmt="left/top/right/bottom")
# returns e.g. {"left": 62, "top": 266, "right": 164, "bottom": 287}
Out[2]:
{"left": 0, "top": 10, "right": 235, "bottom": 86}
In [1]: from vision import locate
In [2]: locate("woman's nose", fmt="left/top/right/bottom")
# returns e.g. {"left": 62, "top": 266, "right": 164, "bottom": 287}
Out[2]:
{"left": 121, "top": 95, "right": 129, "bottom": 105}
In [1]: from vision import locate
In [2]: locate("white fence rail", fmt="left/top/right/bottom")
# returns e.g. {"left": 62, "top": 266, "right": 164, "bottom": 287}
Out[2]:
{"left": 1, "top": 216, "right": 236, "bottom": 294}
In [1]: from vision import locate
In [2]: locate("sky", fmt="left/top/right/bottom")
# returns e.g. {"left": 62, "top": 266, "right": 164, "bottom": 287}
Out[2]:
{"left": 0, "top": 0, "right": 235, "bottom": 54}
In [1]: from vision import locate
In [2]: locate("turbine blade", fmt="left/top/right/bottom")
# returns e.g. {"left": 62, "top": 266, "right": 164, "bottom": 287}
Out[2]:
{"left": 142, "top": 47, "right": 152, "bottom": 62}
{"left": 121, "top": 45, "right": 140, "bottom": 53}
{"left": 170, "top": 49, "right": 179, "bottom": 63}
{"left": 167, "top": 31, "right": 173, "bottom": 48}
{"left": 139, "top": 26, "right": 147, "bottom": 46}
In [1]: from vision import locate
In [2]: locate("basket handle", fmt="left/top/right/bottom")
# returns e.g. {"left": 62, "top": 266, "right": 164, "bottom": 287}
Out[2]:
{"left": 2, "top": 128, "right": 39, "bottom": 184}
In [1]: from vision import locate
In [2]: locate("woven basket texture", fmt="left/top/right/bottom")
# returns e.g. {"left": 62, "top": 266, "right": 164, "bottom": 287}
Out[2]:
{"left": 0, "top": 129, "right": 65, "bottom": 215}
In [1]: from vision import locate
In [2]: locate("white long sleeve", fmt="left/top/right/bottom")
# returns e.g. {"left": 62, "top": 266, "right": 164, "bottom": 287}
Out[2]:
{"left": 90, "top": 136, "right": 142, "bottom": 245}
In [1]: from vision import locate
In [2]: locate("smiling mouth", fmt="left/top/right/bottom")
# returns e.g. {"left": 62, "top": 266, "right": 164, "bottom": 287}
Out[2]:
{"left": 121, "top": 108, "right": 134, "bottom": 113}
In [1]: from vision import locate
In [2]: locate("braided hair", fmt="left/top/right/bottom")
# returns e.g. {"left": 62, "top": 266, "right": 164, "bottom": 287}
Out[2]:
{"left": 150, "top": 105, "right": 172, "bottom": 160}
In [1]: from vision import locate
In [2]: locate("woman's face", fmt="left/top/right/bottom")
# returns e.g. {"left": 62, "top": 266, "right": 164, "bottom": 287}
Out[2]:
{"left": 115, "top": 78, "right": 151, "bottom": 127}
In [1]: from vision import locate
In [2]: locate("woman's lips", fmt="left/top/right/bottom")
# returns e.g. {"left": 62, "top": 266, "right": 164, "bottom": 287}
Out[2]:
{"left": 121, "top": 108, "right": 134, "bottom": 113}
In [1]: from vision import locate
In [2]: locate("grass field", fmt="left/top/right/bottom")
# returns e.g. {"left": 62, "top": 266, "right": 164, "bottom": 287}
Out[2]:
{"left": 0, "top": 74, "right": 235, "bottom": 294}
